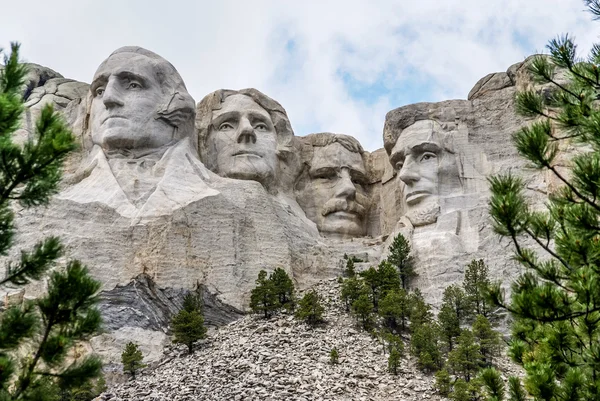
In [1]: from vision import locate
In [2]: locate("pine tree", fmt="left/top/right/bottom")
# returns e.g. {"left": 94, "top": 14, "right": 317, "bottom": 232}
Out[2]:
{"left": 410, "top": 322, "right": 442, "bottom": 373}
{"left": 171, "top": 292, "right": 207, "bottom": 354}
{"left": 340, "top": 276, "right": 363, "bottom": 312}
{"left": 329, "top": 347, "right": 339, "bottom": 364}
{"left": 407, "top": 289, "right": 433, "bottom": 331}
{"left": 435, "top": 368, "right": 452, "bottom": 397}
{"left": 351, "top": 293, "right": 374, "bottom": 330}
{"left": 447, "top": 330, "right": 482, "bottom": 382}
{"left": 378, "top": 288, "right": 410, "bottom": 332}
{"left": 270, "top": 267, "right": 295, "bottom": 311}
{"left": 386, "top": 233, "right": 415, "bottom": 289}
{"left": 387, "top": 347, "right": 401, "bottom": 375}
{"left": 463, "top": 259, "right": 498, "bottom": 321}
{"left": 359, "top": 266, "right": 381, "bottom": 311}
{"left": 472, "top": 315, "right": 502, "bottom": 367}
{"left": 343, "top": 254, "right": 361, "bottom": 277}
{"left": 121, "top": 342, "right": 145, "bottom": 379}
{"left": 249, "top": 270, "right": 280, "bottom": 318}
{"left": 0, "top": 43, "right": 102, "bottom": 400}
{"left": 295, "top": 290, "right": 325, "bottom": 326}
{"left": 486, "top": 2, "right": 600, "bottom": 398}
{"left": 437, "top": 303, "right": 461, "bottom": 353}
{"left": 441, "top": 284, "right": 471, "bottom": 326}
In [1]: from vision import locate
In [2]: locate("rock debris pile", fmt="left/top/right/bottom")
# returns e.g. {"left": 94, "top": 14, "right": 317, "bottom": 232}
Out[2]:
{"left": 99, "top": 278, "right": 443, "bottom": 401}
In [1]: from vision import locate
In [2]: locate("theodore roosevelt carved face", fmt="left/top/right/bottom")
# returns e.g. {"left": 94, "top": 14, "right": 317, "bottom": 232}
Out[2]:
{"left": 388, "top": 120, "right": 461, "bottom": 226}
{"left": 296, "top": 133, "right": 369, "bottom": 238}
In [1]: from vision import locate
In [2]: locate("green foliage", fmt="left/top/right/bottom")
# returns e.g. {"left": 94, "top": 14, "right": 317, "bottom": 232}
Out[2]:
{"left": 447, "top": 330, "right": 482, "bottom": 382}
{"left": 387, "top": 347, "right": 401, "bottom": 375}
{"left": 270, "top": 267, "right": 295, "bottom": 310}
{"left": 121, "top": 342, "right": 145, "bottom": 379}
{"left": 438, "top": 303, "right": 461, "bottom": 353}
{"left": 479, "top": 368, "right": 505, "bottom": 401}
{"left": 59, "top": 375, "right": 107, "bottom": 401}
{"left": 329, "top": 347, "right": 339, "bottom": 365}
{"left": 486, "top": 2, "right": 600, "bottom": 399}
{"left": 450, "top": 378, "right": 483, "bottom": 401}
{"left": 407, "top": 290, "right": 433, "bottom": 331}
{"left": 351, "top": 293, "right": 374, "bottom": 330}
{"left": 435, "top": 368, "right": 452, "bottom": 397}
{"left": 472, "top": 315, "right": 502, "bottom": 367}
{"left": 463, "top": 259, "right": 499, "bottom": 321}
{"left": 378, "top": 289, "right": 410, "bottom": 332}
{"left": 387, "top": 233, "right": 415, "bottom": 289}
{"left": 340, "top": 276, "right": 363, "bottom": 312}
{"left": 295, "top": 290, "right": 325, "bottom": 326}
{"left": 410, "top": 322, "right": 442, "bottom": 373}
{"left": 171, "top": 292, "right": 207, "bottom": 354}
{"left": 249, "top": 270, "right": 280, "bottom": 319}
{"left": 442, "top": 284, "right": 471, "bottom": 325}
{"left": 342, "top": 253, "right": 361, "bottom": 277}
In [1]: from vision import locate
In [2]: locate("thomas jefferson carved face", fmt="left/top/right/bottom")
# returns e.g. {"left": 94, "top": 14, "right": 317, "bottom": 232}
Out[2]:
{"left": 389, "top": 120, "right": 460, "bottom": 226}
{"left": 206, "top": 94, "right": 278, "bottom": 185}
{"left": 297, "top": 142, "right": 368, "bottom": 237}
{"left": 90, "top": 53, "right": 174, "bottom": 151}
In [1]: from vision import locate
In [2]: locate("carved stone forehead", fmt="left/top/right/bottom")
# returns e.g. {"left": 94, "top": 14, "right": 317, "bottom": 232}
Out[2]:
{"left": 211, "top": 94, "right": 271, "bottom": 120}
{"left": 311, "top": 142, "right": 366, "bottom": 173}
{"left": 92, "top": 53, "right": 159, "bottom": 87}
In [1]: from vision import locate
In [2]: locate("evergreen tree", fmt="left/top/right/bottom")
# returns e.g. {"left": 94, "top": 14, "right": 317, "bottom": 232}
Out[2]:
{"left": 359, "top": 266, "right": 381, "bottom": 311}
{"left": 340, "top": 276, "right": 363, "bottom": 312}
{"left": 410, "top": 322, "right": 442, "bottom": 373}
{"left": 472, "top": 315, "right": 502, "bottom": 367}
{"left": 0, "top": 43, "right": 102, "bottom": 400}
{"left": 437, "top": 303, "right": 461, "bottom": 353}
{"left": 408, "top": 289, "right": 433, "bottom": 331}
{"left": 270, "top": 267, "right": 295, "bottom": 310}
{"left": 121, "top": 342, "right": 145, "bottom": 379}
{"left": 442, "top": 284, "right": 471, "bottom": 326}
{"left": 486, "top": 2, "right": 600, "bottom": 398}
{"left": 329, "top": 347, "right": 339, "bottom": 364}
{"left": 295, "top": 290, "right": 325, "bottom": 326}
{"left": 378, "top": 288, "right": 410, "bottom": 332}
{"left": 479, "top": 368, "right": 505, "bottom": 401}
{"left": 171, "top": 292, "right": 207, "bottom": 354}
{"left": 249, "top": 270, "right": 280, "bottom": 318}
{"left": 447, "top": 330, "right": 482, "bottom": 382}
{"left": 351, "top": 293, "right": 374, "bottom": 330}
{"left": 386, "top": 232, "right": 415, "bottom": 289}
{"left": 343, "top": 254, "right": 361, "bottom": 277}
{"left": 435, "top": 368, "right": 452, "bottom": 397}
{"left": 463, "top": 259, "right": 498, "bottom": 321}
{"left": 387, "top": 347, "right": 401, "bottom": 375}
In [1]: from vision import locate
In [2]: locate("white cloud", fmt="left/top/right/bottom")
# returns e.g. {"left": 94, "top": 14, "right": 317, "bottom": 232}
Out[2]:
{"left": 1, "top": 0, "right": 597, "bottom": 151}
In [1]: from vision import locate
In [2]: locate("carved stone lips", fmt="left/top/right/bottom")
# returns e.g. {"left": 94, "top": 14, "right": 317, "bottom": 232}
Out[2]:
{"left": 405, "top": 190, "right": 431, "bottom": 204}
{"left": 233, "top": 150, "right": 262, "bottom": 157}
{"left": 102, "top": 115, "right": 128, "bottom": 124}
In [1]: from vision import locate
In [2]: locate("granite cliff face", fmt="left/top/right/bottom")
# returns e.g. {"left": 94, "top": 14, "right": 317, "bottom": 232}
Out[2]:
{"left": 1, "top": 49, "right": 552, "bottom": 364}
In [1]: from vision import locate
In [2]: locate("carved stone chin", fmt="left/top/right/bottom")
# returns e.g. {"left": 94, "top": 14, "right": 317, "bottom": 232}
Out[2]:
{"left": 405, "top": 200, "right": 441, "bottom": 227}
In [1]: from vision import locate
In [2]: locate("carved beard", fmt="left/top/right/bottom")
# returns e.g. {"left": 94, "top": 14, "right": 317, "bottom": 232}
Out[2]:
{"left": 405, "top": 200, "right": 440, "bottom": 227}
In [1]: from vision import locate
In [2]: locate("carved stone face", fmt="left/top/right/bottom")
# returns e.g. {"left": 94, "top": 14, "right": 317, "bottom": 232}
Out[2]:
{"left": 90, "top": 53, "right": 174, "bottom": 151}
{"left": 207, "top": 94, "right": 278, "bottom": 186}
{"left": 297, "top": 142, "right": 368, "bottom": 237}
{"left": 389, "top": 120, "right": 460, "bottom": 226}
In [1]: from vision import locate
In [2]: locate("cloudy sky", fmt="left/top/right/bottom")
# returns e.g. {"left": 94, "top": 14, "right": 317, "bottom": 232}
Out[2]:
{"left": 1, "top": 0, "right": 598, "bottom": 151}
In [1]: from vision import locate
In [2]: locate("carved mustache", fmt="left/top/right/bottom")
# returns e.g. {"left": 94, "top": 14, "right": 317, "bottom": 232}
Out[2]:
{"left": 322, "top": 199, "right": 365, "bottom": 217}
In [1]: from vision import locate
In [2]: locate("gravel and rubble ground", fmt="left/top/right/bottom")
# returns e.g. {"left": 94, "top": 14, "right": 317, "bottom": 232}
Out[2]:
{"left": 97, "top": 278, "right": 519, "bottom": 401}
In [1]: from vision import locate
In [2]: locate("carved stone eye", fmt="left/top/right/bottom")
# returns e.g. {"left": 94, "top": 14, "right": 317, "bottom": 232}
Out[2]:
{"left": 95, "top": 88, "right": 105, "bottom": 97}
{"left": 219, "top": 122, "right": 234, "bottom": 131}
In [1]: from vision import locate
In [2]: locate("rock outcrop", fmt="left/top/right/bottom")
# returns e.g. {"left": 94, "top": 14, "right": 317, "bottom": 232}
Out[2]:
{"left": 1, "top": 49, "right": 562, "bottom": 366}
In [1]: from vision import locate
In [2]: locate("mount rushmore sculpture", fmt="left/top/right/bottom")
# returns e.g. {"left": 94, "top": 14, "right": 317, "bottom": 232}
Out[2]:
{"left": 4, "top": 46, "right": 550, "bottom": 361}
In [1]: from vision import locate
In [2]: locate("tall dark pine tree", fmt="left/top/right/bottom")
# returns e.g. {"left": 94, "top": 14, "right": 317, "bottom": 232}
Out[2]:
{"left": 171, "top": 291, "right": 207, "bottom": 354}
{"left": 0, "top": 43, "right": 102, "bottom": 400}
{"left": 387, "top": 233, "right": 415, "bottom": 290}
{"left": 485, "top": 1, "right": 600, "bottom": 398}
{"left": 249, "top": 270, "right": 280, "bottom": 318}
